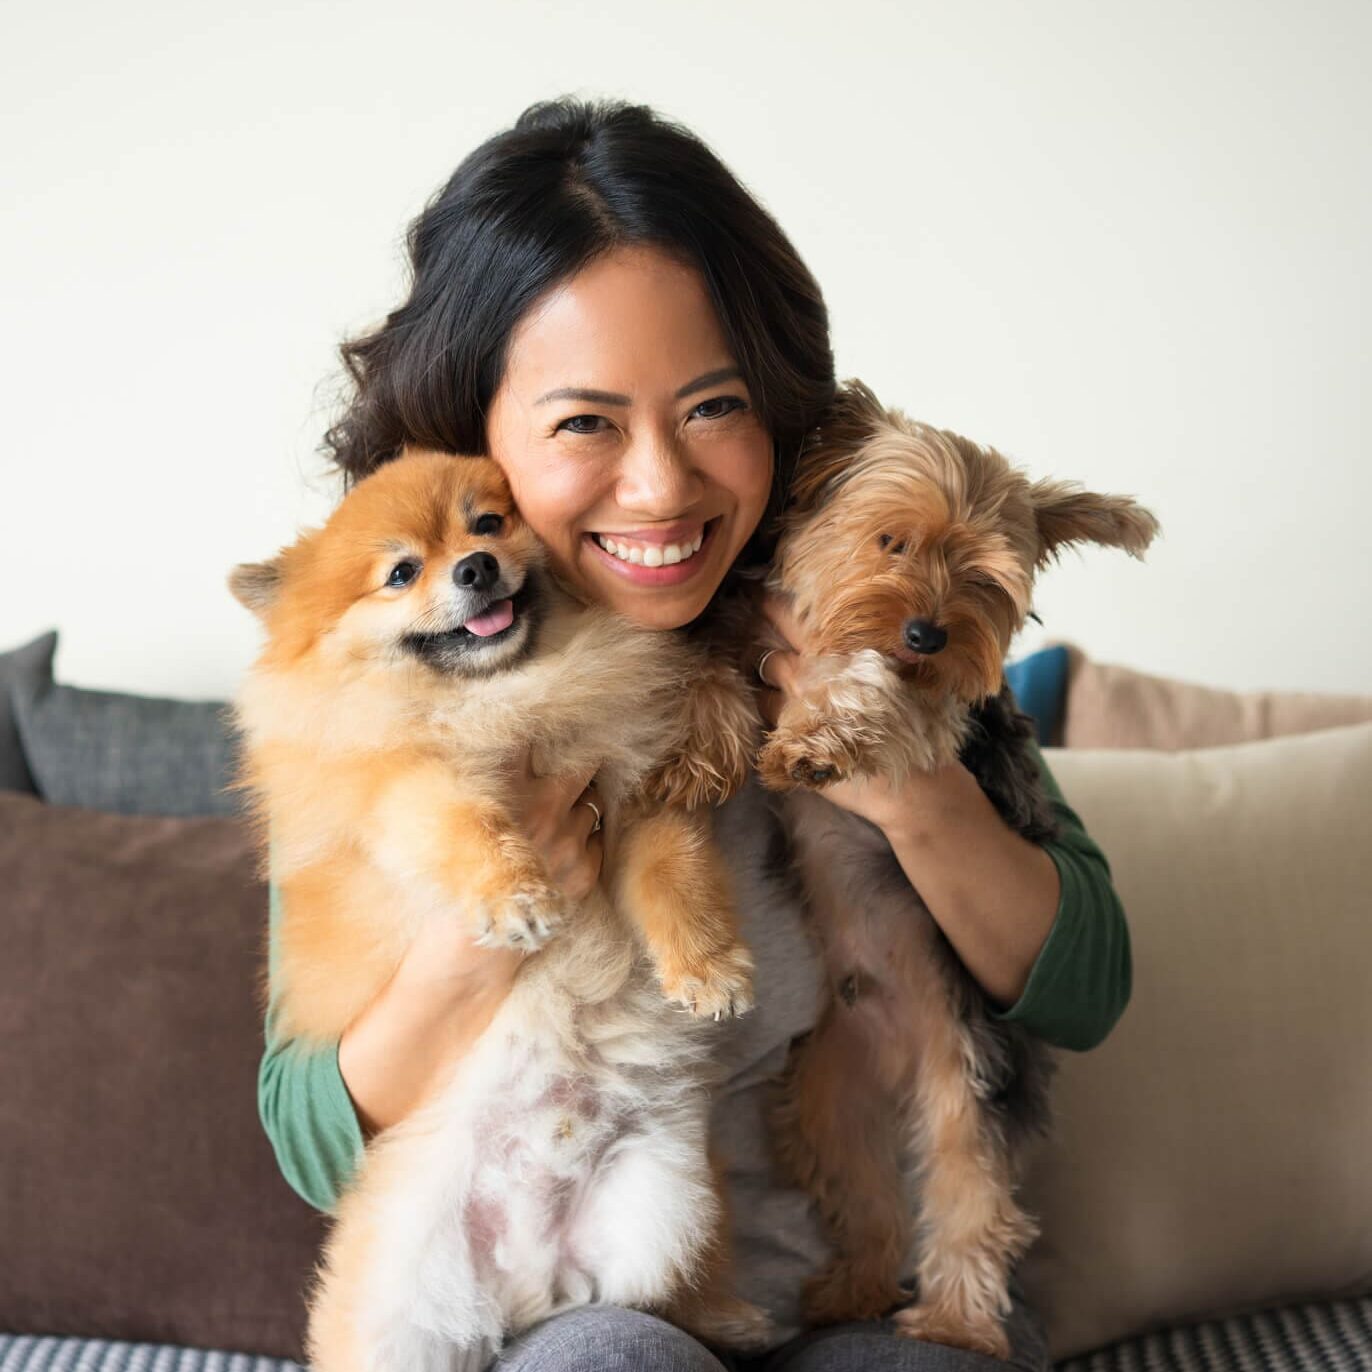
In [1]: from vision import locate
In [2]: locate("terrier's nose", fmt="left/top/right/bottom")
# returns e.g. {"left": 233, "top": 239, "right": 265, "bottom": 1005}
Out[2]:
{"left": 454, "top": 552, "right": 499, "bottom": 592}
{"left": 903, "top": 619, "right": 948, "bottom": 655}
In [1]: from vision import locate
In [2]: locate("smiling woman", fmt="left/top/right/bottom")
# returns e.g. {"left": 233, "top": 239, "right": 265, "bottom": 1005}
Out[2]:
{"left": 258, "top": 95, "right": 1129, "bottom": 1372}
{"left": 485, "top": 246, "right": 775, "bottom": 628}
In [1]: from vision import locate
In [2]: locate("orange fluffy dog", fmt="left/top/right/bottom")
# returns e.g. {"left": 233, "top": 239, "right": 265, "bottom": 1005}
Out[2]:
{"left": 229, "top": 450, "right": 766, "bottom": 1372}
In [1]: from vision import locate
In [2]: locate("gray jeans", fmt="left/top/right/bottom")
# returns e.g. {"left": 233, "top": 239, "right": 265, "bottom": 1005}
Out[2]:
{"left": 494, "top": 1279, "right": 1050, "bottom": 1371}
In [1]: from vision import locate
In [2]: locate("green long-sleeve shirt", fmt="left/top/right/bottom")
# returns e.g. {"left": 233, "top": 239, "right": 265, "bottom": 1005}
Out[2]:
{"left": 258, "top": 739, "right": 1130, "bottom": 1214}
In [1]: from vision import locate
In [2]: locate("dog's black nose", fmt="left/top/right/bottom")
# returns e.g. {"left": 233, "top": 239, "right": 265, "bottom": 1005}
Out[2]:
{"left": 904, "top": 619, "right": 948, "bottom": 655}
{"left": 454, "top": 552, "right": 499, "bottom": 592}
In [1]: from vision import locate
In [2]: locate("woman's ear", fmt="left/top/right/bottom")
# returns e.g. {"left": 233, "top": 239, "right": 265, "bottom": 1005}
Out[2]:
{"left": 228, "top": 558, "right": 284, "bottom": 617}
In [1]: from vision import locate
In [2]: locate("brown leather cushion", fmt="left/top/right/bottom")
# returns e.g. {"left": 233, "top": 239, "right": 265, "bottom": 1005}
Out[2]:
{"left": 0, "top": 793, "right": 321, "bottom": 1357}
{"left": 1059, "top": 645, "right": 1372, "bottom": 749}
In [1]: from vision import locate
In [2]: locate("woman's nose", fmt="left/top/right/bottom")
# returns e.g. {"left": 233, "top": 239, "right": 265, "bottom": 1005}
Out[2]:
{"left": 614, "top": 432, "right": 705, "bottom": 516}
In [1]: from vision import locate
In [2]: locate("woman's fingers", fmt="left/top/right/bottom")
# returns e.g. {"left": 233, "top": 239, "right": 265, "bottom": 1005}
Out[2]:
{"left": 759, "top": 592, "right": 808, "bottom": 652}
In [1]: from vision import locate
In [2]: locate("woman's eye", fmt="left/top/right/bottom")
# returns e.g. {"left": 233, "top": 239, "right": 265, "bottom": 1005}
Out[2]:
{"left": 557, "top": 414, "right": 608, "bottom": 436}
{"left": 474, "top": 513, "right": 504, "bottom": 535}
{"left": 692, "top": 396, "right": 747, "bottom": 421}
{"left": 387, "top": 560, "right": 420, "bottom": 588}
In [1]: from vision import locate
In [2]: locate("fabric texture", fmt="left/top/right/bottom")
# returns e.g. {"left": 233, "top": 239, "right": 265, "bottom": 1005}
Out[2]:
{"left": 0, "top": 630, "right": 52, "bottom": 793}
{"left": 4, "top": 1292, "right": 1367, "bottom": 1372}
{"left": 0, "top": 793, "right": 321, "bottom": 1359}
{"left": 493, "top": 1280, "right": 1049, "bottom": 1370}
{"left": 7, "top": 630, "right": 242, "bottom": 818}
{"left": 1060, "top": 646, "right": 1372, "bottom": 750}
{"left": 1055, "top": 1294, "right": 1372, "bottom": 1372}
{"left": 1018, "top": 723, "right": 1372, "bottom": 1360}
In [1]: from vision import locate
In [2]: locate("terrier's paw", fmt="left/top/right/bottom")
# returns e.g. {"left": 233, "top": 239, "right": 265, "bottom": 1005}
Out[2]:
{"left": 472, "top": 885, "right": 564, "bottom": 952}
{"left": 682, "top": 1295, "right": 775, "bottom": 1351}
{"left": 893, "top": 1302, "right": 1011, "bottom": 1361}
{"left": 661, "top": 942, "right": 755, "bottom": 1019}
{"left": 803, "top": 1263, "right": 910, "bottom": 1326}
{"left": 757, "top": 731, "right": 856, "bottom": 792}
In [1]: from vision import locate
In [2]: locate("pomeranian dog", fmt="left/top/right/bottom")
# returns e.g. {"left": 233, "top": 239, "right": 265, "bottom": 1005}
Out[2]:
{"left": 753, "top": 381, "right": 1159, "bottom": 1358}
{"left": 229, "top": 449, "right": 768, "bottom": 1372}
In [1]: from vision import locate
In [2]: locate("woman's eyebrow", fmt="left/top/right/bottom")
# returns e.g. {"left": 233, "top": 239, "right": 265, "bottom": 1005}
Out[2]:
{"left": 675, "top": 366, "right": 742, "bottom": 399}
{"left": 533, "top": 367, "right": 744, "bottom": 408}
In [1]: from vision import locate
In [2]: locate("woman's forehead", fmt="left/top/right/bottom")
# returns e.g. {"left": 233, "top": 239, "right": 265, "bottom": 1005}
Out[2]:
{"left": 501, "top": 244, "right": 739, "bottom": 398}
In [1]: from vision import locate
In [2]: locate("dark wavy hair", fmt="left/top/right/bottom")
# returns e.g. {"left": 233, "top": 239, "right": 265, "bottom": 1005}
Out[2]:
{"left": 324, "top": 96, "right": 835, "bottom": 559}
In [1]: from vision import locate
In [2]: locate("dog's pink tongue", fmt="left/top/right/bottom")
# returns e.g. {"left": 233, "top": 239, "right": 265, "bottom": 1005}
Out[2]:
{"left": 463, "top": 599, "right": 514, "bottom": 637}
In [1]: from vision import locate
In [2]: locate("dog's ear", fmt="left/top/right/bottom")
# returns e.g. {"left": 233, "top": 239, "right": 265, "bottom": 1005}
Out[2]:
{"left": 788, "top": 378, "right": 891, "bottom": 513}
{"left": 228, "top": 558, "right": 284, "bottom": 617}
{"left": 1029, "top": 479, "right": 1160, "bottom": 568}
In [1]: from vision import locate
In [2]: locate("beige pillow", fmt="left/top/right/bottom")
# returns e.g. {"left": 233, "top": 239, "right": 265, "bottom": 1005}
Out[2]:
{"left": 1060, "top": 645, "right": 1372, "bottom": 750}
{"left": 1019, "top": 723, "right": 1372, "bottom": 1359}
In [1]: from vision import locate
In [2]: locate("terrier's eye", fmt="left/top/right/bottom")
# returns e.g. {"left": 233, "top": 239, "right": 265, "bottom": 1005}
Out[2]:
{"left": 878, "top": 534, "right": 908, "bottom": 555}
{"left": 473, "top": 513, "right": 505, "bottom": 536}
{"left": 387, "top": 560, "right": 420, "bottom": 589}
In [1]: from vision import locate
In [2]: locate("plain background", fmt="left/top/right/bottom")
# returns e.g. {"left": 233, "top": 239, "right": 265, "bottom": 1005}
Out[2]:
{"left": 2, "top": 0, "right": 1368, "bottom": 699}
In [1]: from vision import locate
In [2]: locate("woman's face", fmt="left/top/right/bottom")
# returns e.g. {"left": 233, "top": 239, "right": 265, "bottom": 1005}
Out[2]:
{"left": 485, "top": 245, "right": 774, "bottom": 630}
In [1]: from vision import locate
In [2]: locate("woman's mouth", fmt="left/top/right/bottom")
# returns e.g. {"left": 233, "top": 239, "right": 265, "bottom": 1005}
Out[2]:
{"left": 585, "top": 517, "right": 720, "bottom": 586}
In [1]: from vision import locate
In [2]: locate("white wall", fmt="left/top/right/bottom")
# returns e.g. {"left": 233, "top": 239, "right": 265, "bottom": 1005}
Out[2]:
{"left": 2, "top": 0, "right": 1368, "bottom": 699}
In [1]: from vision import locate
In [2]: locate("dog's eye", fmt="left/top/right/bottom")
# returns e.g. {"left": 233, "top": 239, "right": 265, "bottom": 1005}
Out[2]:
{"left": 387, "top": 560, "right": 420, "bottom": 589}
{"left": 878, "top": 534, "right": 908, "bottom": 555}
{"left": 473, "top": 513, "right": 504, "bottom": 536}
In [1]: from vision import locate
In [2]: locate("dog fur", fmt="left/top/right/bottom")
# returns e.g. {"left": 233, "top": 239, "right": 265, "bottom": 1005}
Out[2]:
{"left": 755, "top": 381, "right": 1159, "bottom": 1359}
{"left": 229, "top": 449, "right": 767, "bottom": 1372}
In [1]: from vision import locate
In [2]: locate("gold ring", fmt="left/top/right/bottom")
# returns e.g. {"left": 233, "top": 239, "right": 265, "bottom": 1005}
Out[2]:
{"left": 580, "top": 798, "right": 603, "bottom": 834}
{"left": 756, "top": 648, "right": 779, "bottom": 688}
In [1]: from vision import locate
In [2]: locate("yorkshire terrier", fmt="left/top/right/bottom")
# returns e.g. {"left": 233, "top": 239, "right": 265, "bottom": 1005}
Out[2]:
{"left": 756, "top": 381, "right": 1159, "bottom": 1358}
{"left": 229, "top": 450, "right": 766, "bottom": 1372}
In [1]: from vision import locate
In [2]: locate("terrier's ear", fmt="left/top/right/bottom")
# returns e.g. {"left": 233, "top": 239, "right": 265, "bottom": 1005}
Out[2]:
{"left": 228, "top": 558, "right": 284, "bottom": 617}
{"left": 788, "top": 378, "right": 891, "bottom": 512}
{"left": 1030, "top": 479, "right": 1160, "bottom": 568}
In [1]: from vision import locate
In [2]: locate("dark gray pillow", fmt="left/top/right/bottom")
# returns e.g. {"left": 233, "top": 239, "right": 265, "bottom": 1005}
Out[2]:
{"left": 8, "top": 631, "right": 241, "bottom": 818}
{"left": 0, "top": 632, "right": 54, "bottom": 793}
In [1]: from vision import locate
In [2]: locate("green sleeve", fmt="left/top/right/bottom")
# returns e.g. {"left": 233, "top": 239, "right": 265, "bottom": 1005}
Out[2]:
{"left": 257, "top": 879, "right": 365, "bottom": 1213}
{"left": 987, "top": 738, "right": 1133, "bottom": 1052}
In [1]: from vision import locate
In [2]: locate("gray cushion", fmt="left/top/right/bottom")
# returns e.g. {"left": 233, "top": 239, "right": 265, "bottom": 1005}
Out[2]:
{"left": 7, "top": 631, "right": 240, "bottom": 818}
{"left": 0, "top": 632, "right": 53, "bottom": 794}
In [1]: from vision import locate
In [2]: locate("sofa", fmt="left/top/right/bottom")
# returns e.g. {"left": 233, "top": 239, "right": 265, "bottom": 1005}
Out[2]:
{"left": 3, "top": 629, "right": 1370, "bottom": 1372}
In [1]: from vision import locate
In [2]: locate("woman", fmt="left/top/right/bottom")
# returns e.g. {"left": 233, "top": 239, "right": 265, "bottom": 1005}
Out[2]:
{"left": 259, "top": 97, "right": 1130, "bottom": 1372}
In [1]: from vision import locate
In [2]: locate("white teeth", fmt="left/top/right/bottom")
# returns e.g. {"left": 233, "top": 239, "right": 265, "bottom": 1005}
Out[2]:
{"left": 594, "top": 528, "right": 708, "bottom": 567}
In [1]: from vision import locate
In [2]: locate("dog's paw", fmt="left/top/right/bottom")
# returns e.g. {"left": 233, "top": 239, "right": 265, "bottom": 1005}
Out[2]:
{"left": 893, "top": 1302, "right": 1011, "bottom": 1361}
{"left": 642, "top": 751, "right": 743, "bottom": 810}
{"left": 660, "top": 942, "right": 755, "bottom": 1020}
{"left": 803, "top": 1262, "right": 910, "bottom": 1326}
{"left": 757, "top": 730, "right": 855, "bottom": 791}
{"left": 682, "top": 1295, "right": 775, "bottom": 1351}
{"left": 472, "top": 885, "right": 564, "bottom": 952}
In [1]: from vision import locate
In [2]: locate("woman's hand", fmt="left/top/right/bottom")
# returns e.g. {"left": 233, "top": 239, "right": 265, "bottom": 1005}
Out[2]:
{"left": 503, "top": 750, "right": 605, "bottom": 902}
{"left": 755, "top": 593, "right": 952, "bottom": 833}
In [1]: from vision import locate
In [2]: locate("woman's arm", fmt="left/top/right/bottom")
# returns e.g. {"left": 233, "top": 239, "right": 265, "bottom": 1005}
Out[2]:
{"left": 824, "top": 739, "right": 1132, "bottom": 1051}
